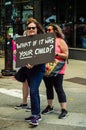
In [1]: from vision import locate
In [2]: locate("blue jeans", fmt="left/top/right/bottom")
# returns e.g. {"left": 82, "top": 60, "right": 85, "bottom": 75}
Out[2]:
{"left": 27, "top": 64, "right": 45, "bottom": 115}
{"left": 15, "top": 64, "right": 45, "bottom": 116}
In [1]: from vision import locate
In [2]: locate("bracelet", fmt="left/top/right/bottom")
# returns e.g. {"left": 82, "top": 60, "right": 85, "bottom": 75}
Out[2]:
{"left": 55, "top": 53, "right": 58, "bottom": 56}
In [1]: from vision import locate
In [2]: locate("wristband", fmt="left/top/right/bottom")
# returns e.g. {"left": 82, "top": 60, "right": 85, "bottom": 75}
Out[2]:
{"left": 55, "top": 53, "right": 58, "bottom": 56}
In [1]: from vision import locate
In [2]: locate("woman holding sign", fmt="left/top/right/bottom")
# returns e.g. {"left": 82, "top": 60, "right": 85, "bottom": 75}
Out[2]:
{"left": 42, "top": 23, "right": 69, "bottom": 119}
{"left": 15, "top": 18, "right": 45, "bottom": 126}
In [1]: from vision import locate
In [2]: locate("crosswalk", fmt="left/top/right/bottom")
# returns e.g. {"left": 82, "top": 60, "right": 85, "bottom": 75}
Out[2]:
{"left": 0, "top": 88, "right": 86, "bottom": 128}
{"left": 0, "top": 88, "right": 23, "bottom": 98}
{"left": 0, "top": 88, "right": 45, "bottom": 98}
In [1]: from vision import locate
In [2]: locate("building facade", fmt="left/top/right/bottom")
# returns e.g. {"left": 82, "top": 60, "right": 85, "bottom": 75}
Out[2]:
{"left": 0, "top": 0, "right": 86, "bottom": 60}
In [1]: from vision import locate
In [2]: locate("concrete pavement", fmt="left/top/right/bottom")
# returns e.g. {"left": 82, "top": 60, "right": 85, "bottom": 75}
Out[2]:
{"left": 0, "top": 57, "right": 86, "bottom": 130}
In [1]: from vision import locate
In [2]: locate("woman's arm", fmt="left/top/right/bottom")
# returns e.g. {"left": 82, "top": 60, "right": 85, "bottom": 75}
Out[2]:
{"left": 57, "top": 39, "right": 69, "bottom": 59}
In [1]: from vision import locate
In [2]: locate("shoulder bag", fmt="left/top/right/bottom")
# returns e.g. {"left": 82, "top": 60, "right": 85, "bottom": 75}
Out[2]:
{"left": 45, "top": 59, "right": 65, "bottom": 77}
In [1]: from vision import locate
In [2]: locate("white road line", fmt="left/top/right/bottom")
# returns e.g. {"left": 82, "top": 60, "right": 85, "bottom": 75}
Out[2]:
{"left": 0, "top": 88, "right": 45, "bottom": 98}
{"left": 0, "top": 88, "right": 22, "bottom": 98}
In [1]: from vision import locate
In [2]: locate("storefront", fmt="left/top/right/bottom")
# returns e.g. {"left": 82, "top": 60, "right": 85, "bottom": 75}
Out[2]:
{"left": 41, "top": 0, "right": 86, "bottom": 49}
{"left": 0, "top": 0, "right": 86, "bottom": 59}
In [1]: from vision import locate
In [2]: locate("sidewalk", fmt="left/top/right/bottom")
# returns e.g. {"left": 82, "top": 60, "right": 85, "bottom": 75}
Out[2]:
{"left": 0, "top": 57, "right": 86, "bottom": 130}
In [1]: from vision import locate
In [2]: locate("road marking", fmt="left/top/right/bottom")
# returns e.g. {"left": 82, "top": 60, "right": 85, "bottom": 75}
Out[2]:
{"left": 0, "top": 88, "right": 23, "bottom": 98}
{"left": 0, "top": 88, "right": 86, "bottom": 128}
{"left": 0, "top": 88, "right": 45, "bottom": 98}
{"left": 0, "top": 112, "right": 86, "bottom": 128}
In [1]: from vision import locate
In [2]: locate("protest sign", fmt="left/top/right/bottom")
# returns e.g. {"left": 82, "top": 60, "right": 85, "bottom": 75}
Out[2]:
{"left": 16, "top": 33, "right": 55, "bottom": 67}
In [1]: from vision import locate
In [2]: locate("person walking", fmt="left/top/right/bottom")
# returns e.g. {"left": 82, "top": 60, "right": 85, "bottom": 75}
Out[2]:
{"left": 15, "top": 18, "right": 45, "bottom": 126}
{"left": 41, "top": 23, "right": 69, "bottom": 119}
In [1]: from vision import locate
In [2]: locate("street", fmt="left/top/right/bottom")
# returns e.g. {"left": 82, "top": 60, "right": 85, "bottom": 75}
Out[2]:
{"left": 0, "top": 57, "right": 86, "bottom": 130}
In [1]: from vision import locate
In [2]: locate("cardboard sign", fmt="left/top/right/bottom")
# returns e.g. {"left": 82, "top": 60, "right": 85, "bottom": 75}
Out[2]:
{"left": 16, "top": 33, "right": 55, "bottom": 67}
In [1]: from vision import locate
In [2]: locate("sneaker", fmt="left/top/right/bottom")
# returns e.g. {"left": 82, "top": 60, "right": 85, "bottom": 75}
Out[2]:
{"left": 25, "top": 106, "right": 31, "bottom": 112}
{"left": 25, "top": 115, "right": 41, "bottom": 122}
{"left": 29, "top": 115, "right": 41, "bottom": 126}
{"left": 41, "top": 105, "right": 54, "bottom": 114}
{"left": 58, "top": 109, "right": 68, "bottom": 119}
{"left": 14, "top": 104, "right": 29, "bottom": 109}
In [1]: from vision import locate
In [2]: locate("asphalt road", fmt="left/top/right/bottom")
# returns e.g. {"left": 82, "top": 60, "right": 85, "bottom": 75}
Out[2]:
{"left": 0, "top": 58, "right": 86, "bottom": 130}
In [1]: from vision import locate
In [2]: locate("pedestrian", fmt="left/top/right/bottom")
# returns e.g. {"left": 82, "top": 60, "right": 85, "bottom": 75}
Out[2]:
{"left": 13, "top": 32, "right": 30, "bottom": 110}
{"left": 41, "top": 23, "right": 69, "bottom": 119}
{"left": 15, "top": 17, "right": 45, "bottom": 126}
{"left": 12, "top": 39, "right": 16, "bottom": 70}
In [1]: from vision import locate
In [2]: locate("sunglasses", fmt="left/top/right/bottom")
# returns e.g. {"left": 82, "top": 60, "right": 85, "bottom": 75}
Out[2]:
{"left": 47, "top": 28, "right": 53, "bottom": 32}
{"left": 27, "top": 27, "right": 37, "bottom": 30}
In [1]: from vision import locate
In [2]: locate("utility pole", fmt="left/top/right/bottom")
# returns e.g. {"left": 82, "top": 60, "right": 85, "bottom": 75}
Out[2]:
{"left": 1, "top": 0, "right": 16, "bottom": 76}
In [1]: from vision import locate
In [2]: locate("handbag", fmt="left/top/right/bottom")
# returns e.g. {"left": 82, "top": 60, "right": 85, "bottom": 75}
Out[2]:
{"left": 45, "top": 59, "right": 65, "bottom": 77}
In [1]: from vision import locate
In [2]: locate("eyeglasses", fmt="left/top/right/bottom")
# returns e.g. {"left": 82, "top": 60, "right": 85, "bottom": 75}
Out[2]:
{"left": 27, "top": 27, "right": 37, "bottom": 30}
{"left": 47, "top": 28, "right": 53, "bottom": 32}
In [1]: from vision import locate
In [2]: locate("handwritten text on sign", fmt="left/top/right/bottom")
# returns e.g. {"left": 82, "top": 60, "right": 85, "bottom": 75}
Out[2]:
{"left": 16, "top": 33, "right": 55, "bottom": 67}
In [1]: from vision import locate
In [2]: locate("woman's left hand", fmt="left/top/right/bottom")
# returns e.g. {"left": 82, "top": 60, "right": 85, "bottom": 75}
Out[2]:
{"left": 26, "top": 64, "right": 33, "bottom": 69}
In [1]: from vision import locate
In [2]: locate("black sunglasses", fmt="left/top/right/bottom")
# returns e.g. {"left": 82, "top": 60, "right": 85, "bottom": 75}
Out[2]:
{"left": 27, "top": 27, "right": 37, "bottom": 30}
{"left": 47, "top": 28, "right": 53, "bottom": 32}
